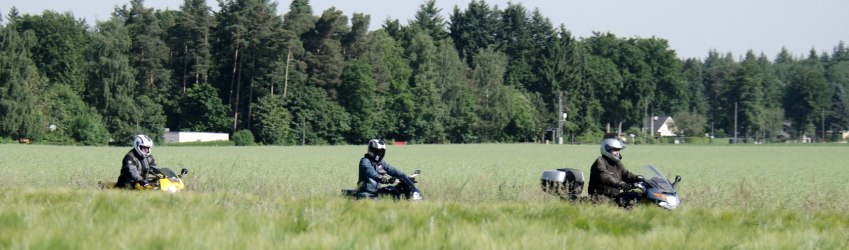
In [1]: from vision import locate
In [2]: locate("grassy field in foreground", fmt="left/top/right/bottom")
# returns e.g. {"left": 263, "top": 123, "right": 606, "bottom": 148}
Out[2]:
{"left": 1, "top": 143, "right": 849, "bottom": 249}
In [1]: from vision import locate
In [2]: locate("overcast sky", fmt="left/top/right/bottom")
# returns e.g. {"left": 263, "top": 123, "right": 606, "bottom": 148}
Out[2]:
{"left": 2, "top": 0, "right": 847, "bottom": 60}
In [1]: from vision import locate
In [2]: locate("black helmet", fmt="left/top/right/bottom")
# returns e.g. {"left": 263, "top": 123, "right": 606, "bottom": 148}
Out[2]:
{"left": 367, "top": 139, "right": 386, "bottom": 162}
{"left": 600, "top": 138, "right": 625, "bottom": 162}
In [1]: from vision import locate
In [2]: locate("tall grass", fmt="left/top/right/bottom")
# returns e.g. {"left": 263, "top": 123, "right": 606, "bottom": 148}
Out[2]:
{"left": 1, "top": 143, "right": 849, "bottom": 249}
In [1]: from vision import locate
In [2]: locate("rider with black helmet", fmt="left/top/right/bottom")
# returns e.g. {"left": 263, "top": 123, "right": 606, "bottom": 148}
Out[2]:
{"left": 115, "top": 134, "right": 161, "bottom": 189}
{"left": 587, "top": 138, "right": 641, "bottom": 200}
{"left": 356, "top": 139, "right": 423, "bottom": 200}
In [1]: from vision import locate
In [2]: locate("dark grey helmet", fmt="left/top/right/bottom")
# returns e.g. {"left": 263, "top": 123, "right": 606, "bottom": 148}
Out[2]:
{"left": 600, "top": 138, "right": 625, "bottom": 161}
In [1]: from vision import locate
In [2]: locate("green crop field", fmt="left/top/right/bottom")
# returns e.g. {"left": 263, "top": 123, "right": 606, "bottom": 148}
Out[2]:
{"left": 1, "top": 143, "right": 848, "bottom": 249}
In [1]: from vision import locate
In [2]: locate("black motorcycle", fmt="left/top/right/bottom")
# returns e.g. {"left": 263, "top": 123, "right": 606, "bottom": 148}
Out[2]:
{"left": 342, "top": 170, "right": 421, "bottom": 200}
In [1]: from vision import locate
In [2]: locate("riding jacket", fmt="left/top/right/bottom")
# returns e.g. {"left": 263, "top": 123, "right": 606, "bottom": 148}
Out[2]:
{"left": 588, "top": 155, "right": 639, "bottom": 198}
{"left": 115, "top": 149, "right": 159, "bottom": 189}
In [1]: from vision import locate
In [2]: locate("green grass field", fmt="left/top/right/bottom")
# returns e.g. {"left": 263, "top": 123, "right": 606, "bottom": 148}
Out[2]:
{"left": 1, "top": 143, "right": 848, "bottom": 249}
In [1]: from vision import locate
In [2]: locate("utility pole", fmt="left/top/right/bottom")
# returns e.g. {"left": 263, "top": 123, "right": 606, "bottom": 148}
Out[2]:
{"left": 822, "top": 108, "right": 825, "bottom": 143}
{"left": 733, "top": 102, "right": 738, "bottom": 144}
{"left": 557, "top": 91, "right": 563, "bottom": 144}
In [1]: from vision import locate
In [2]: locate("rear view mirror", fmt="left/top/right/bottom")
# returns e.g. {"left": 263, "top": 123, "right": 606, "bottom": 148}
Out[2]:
{"left": 180, "top": 168, "right": 189, "bottom": 177}
{"left": 414, "top": 170, "right": 421, "bottom": 175}
{"left": 672, "top": 175, "right": 682, "bottom": 188}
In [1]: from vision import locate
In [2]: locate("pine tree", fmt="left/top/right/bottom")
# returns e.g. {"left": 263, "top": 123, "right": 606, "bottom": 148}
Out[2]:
{"left": 0, "top": 22, "right": 46, "bottom": 141}
{"left": 15, "top": 11, "right": 89, "bottom": 94}
{"left": 410, "top": 0, "right": 448, "bottom": 41}
{"left": 124, "top": 0, "right": 173, "bottom": 102}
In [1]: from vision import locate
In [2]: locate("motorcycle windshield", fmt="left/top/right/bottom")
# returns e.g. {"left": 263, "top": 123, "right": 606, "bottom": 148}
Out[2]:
{"left": 158, "top": 168, "right": 179, "bottom": 178}
{"left": 636, "top": 165, "right": 675, "bottom": 193}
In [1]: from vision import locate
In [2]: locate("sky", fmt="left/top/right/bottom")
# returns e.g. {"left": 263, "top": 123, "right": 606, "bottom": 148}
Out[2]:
{"left": 1, "top": 0, "right": 847, "bottom": 60}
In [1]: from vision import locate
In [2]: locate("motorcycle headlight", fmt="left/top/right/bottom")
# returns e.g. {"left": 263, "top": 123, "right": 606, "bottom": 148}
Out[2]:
{"left": 658, "top": 196, "right": 679, "bottom": 209}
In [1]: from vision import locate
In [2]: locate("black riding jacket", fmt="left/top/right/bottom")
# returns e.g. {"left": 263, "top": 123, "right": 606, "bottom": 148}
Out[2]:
{"left": 588, "top": 155, "right": 639, "bottom": 198}
{"left": 115, "top": 149, "right": 159, "bottom": 188}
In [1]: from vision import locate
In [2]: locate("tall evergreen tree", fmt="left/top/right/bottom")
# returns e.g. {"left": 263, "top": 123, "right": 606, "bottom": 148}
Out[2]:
{"left": 86, "top": 16, "right": 165, "bottom": 144}
{"left": 682, "top": 58, "right": 708, "bottom": 116}
{"left": 702, "top": 50, "right": 738, "bottom": 136}
{"left": 730, "top": 51, "right": 765, "bottom": 139}
{"left": 213, "top": 0, "right": 288, "bottom": 131}
{"left": 122, "top": 0, "right": 173, "bottom": 102}
{"left": 757, "top": 53, "right": 785, "bottom": 142}
{"left": 342, "top": 13, "right": 369, "bottom": 60}
{"left": 449, "top": 0, "right": 501, "bottom": 63}
{"left": 15, "top": 11, "right": 89, "bottom": 93}
{"left": 499, "top": 2, "right": 537, "bottom": 91}
{"left": 783, "top": 51, "right": 830, "bottom": 140}
{"left": 85, "top": 17, "right": 135, "bottom": 113}
{"left": 171, "top": 0, "right": 214, "bottom": 89}
{"left": 280, "top": 0, "right": 315, "bottom": 99}
{"left": 410, "top": 0, "right": 448, "bottom": 41}
{"left": 471, "top": 47, "right": 510, "bottom": 141}
{"left": 302, "top": 7, "right": 348, "bottom": 99}
{"left": 0, "top": 22, "right": 46, "bottom": 141}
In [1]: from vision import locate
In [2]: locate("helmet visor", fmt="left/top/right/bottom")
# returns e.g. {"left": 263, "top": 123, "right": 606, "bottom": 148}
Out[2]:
{"left": 139, "top": 146, "right": 151, "bottom": 155}
{"left": 373, "top": 148, "right": 385, "bottom": 161}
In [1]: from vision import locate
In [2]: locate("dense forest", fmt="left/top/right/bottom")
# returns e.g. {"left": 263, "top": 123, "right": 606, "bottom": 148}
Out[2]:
{"left": 1, "top": 0, "right": 847, "bottom": 146}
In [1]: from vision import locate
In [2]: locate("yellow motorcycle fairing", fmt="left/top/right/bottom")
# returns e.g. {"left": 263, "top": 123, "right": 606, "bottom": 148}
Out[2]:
{"left": 157, "top": 176, "right": 185, "bottom": 193}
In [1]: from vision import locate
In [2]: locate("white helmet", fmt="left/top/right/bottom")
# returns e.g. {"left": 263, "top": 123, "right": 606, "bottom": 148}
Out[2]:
{"left": 133, "top": 134, "right": 154, "bottom": 157}
{"left": 367, "top": 139, "right": 386, "bottom": 162}
{"left": 600, "top": 138, "right": 625, "bottom": 162}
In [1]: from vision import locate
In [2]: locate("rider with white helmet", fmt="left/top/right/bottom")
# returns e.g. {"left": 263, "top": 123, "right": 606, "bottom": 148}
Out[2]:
{"left": 587, "top": 137, "right": 641, "bottom": 200}
{"left": 115, "top": 134, "right": 161, "bottom": 189}
{"left": 356, "top": 138, "right": 423, "bottom": 200}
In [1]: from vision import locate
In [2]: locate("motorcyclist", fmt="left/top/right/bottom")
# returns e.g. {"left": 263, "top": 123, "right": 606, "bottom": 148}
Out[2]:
{"left": 115, "top": 134, "right": 161, "bottom": 189}
{"left": 587, "top": 138, "right": 642, "bottom": 201}
{"left": 356, "top": 138, "right": 423, "bottom": 200}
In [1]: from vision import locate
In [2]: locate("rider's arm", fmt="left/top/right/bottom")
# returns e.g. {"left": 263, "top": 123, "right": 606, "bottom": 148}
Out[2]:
{"left": 381, "top": 161, "right": 406, "bottom": 178}
{"left": 620, "top": 167, "right": 639, "bottom": 183}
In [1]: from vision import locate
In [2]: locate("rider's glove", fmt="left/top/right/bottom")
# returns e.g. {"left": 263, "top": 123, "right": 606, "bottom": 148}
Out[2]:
{"left": 379, "top": 175, "right": 394, "bottom": 184}
{"left": 618, "top": 181, "right": 632, "bottom": 190}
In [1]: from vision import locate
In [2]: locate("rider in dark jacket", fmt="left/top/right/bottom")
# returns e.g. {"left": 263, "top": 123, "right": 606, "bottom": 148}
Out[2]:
{"left": 588, "top": 138, "right": 641, "bottom": 200}
{"left": 115, "top": 135, "right": 160, "bottom": 189}
{"left": 356, "top": 139, "right": 423, "bottom": 200}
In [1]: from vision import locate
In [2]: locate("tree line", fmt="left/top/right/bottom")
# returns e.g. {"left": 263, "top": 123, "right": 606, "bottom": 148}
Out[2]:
{"left": 1, "top": 0, "right": 847, "bottom": 146}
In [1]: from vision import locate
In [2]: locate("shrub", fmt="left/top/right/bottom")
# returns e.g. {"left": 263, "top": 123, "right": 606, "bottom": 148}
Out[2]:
{"left": 232, "top": 130, "right": 255, "bottom": 146}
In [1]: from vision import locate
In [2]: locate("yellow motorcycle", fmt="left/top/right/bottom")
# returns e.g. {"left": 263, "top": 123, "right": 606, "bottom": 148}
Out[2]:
{"left": 99, "top": 168, "right": 189, "bottom": 193}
